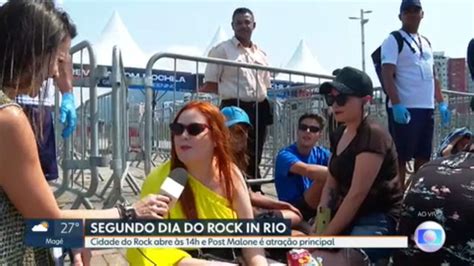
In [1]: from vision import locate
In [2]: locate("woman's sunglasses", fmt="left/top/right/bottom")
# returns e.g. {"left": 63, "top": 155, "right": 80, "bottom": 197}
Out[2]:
{"left": 324, "top": 94, "right": 349, "bottom": 106}
{"left": 169, "top": 122, "right": 209, "bottom": 136}
{"left": 298, "top": 124, "right": 321, "bottom": 133}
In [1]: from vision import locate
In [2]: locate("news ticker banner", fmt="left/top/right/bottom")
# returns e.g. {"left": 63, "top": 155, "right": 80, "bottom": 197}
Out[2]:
{"left": 84, "top": 236, "right": 408, "bottom": 249}
{"left": 24, "top": 219, "right": 408, "bottom": 249}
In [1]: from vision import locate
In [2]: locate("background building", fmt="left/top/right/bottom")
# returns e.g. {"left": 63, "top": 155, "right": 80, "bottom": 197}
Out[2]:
{"left": 434, "top": 51, "right": 471, "bottom": 92}
{"left": 448, "top": 58, "right": 466, "bottom": 92}
{"left": 434, "top": 52, "right": 449, "bottom": 90}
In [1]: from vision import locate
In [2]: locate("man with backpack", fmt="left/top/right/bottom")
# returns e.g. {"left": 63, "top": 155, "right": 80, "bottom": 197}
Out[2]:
{"left": 379, "top": 0, "right": 450, "bottom": 186}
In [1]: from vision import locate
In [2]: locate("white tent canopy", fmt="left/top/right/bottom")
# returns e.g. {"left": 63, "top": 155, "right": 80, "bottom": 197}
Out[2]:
{"left": 277, "top": 39, "right": 330, "bottom": 83}
{"left": 72, "top": 11, "right": 148, "bottom": 68}
{"left": 73, "top": 11, "right": 150, "bottom": 106}
{"left": 203, "top": 26, "right": 228, "bottom": 57}
{"left": 92, "top": 11, "right": 148, "bottom": 68}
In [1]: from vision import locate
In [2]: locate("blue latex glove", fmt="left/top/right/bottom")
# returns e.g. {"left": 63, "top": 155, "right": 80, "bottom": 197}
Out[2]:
{"left": 59, "top": 92, "right": 76, "bottom": 138}
{"left": 438, "top": 102, "right": 451, "bottom": 127}
{"left": 392, "top": 104, "right": 411, "bottom": 124}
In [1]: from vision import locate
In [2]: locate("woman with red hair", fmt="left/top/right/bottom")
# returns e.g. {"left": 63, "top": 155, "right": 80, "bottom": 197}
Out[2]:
{"left": 127, "top": 101, "right": 268, "bottom": 265}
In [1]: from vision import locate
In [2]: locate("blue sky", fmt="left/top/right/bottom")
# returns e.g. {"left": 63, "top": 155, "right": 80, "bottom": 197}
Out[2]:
{"left": 63, "top": 0, "right": 473, "bottom": 83}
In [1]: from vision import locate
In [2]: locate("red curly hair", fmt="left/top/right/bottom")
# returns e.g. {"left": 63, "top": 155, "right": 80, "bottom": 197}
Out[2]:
{"left": 170, "top": 101, "right": 236, "bottom": 219}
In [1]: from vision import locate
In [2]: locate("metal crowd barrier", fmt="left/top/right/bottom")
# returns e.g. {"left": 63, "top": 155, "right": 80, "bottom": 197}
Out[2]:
{"left": 54, "top": 42, "right": 144, "bottom": 209}
{"left": 53, "top": 40, "right": 107, "bottom": 209}
{"left": 434, "top": 90, "right": 474, "bottom": 154}
{"left": 141, "top": 53, "right": 335, "bottom": 185}
{"left": 356, "top": 88, "right": 474, "bottom": 158}
{"left": 139, "top": 53, "right": 474, "bottom": 184}
{"left": 100, "top": 46, "right": 142, "bottom": 208}
{"left": 56, "top": 44, "right": 474, "bottom": 206}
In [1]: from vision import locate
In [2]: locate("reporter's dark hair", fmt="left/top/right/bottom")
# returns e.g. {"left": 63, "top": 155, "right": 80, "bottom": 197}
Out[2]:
{"left": 31, "top": 0, "right": 78, "bottom": 39}
{"left": 56, "top": 9, "right": 77, "bottom": 39}
{"left": 0, "top": 0, "right": 65, "bottom": 90}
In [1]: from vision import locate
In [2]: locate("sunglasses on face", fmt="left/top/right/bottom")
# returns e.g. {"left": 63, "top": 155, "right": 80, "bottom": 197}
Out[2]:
{"left": 298, "top": 124, "right": 321, "bottom": 133}
{"left": 169, "top": 122, "right": 210, "bottom": 136}
{"left": 325, "top": 94, "right": 349, "bottom": 106}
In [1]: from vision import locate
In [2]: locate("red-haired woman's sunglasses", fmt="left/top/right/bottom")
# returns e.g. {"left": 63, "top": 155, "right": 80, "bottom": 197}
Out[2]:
{"left": 169, "top": 123, "right": 209, "bottom": 136}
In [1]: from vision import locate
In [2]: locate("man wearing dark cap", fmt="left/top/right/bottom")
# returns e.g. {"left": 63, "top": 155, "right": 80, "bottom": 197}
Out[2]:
{"left": 381, "top": 0, "right": 450, "bottom": 186}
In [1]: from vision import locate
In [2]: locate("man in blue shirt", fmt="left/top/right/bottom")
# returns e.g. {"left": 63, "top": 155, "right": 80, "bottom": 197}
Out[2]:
{"left": 275, "top": 113, "right": 330, "bottom": 221}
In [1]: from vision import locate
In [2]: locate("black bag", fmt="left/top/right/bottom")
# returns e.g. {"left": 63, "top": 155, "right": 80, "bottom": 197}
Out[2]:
{"left": 371, "top": 30, "right": 430, "bottom": 95}
{"left": 393, "top": 151, "right": 474, "bottom": 265}
{"left": 371, "top": 31, "right": 404, "bottom": 93}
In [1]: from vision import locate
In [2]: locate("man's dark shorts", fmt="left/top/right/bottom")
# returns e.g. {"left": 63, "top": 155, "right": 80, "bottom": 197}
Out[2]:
{"left": 293, "top": 196, "right": 317, "bottom": 221}
{"left": 21, "top": 105, "right": 59, "bottom": 181}
{"left": 388, "top": 108, "right": 434, "bottom": 162}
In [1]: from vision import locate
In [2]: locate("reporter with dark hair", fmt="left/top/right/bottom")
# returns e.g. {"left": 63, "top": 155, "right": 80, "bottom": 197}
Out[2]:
{"left": 16, "top": 0, "right": 78, "bottom": 182}
{"left": 0, "top": 1, "right": 167, "bottom": 264}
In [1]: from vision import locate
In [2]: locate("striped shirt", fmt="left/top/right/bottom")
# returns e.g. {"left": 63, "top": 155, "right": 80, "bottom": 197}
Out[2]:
{"left": 16, "top": 79, "right": 56, "bottom": 106}
{"left": 204, "top": 37, "right": 271, "bottom": 102}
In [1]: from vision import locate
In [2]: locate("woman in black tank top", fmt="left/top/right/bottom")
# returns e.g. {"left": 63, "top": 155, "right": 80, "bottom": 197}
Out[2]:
{"left": 315, "top": 67, "right": 403, "bottom": 265}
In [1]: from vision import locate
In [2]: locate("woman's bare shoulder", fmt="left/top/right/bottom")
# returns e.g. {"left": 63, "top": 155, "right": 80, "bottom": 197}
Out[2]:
{"left": 0, "top": 105, "right": 29, "bottom": 135}
{"left": 0, "top": 106, "right": 35, "bottom": 155}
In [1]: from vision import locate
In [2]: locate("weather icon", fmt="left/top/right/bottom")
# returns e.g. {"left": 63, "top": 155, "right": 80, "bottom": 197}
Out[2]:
{"left": 32, "top": 221, "right": 49, "bottom": 232}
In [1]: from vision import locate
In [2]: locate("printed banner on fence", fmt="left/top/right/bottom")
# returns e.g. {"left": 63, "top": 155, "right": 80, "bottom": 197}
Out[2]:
{"left": 73, "top": 64, "right": 310, "bottom": 96}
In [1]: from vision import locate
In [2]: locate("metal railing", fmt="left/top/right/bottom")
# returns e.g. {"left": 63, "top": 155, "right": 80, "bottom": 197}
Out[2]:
{"left": 142, "top": 53, "right": 335, "bottom": 184}
{"left": 56, "top": 44, "right": 474, "bottom": 206}
{"left": 53, "top": 40, "right": 107, "bottom": 209}
{"left": 99, "top": 46, "right": 142, "bottom": 208}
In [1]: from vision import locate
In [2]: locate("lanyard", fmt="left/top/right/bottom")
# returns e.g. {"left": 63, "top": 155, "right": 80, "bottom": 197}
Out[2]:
{"left": 405, "top": 32, "right": 424, "bottom": 59}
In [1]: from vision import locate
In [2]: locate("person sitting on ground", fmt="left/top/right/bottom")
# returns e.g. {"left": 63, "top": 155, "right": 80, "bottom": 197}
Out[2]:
{"left": 316, "top": 66, "right": 403, "bottom": 265}
{"left": 0, "top": 2, "right": 168, "bottom": 265}
{"left": 221, "top": 106, "right": 303, "bottom": 227}
{"left": 274, "top": 113, "right": 330, "bottom": 222}
{"left": 127, "top": 101, "right": 268, "bottom": 266}
{"left": 437, "top": 127, "right": 472, "bottom": 157}
{"left": 393, "top": 150, "right": 474, "bottom": 265}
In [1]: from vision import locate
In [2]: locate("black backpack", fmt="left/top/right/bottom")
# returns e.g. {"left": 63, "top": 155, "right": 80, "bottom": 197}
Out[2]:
{"left": 371, "top": 30, "right": 430, "bottom": 94}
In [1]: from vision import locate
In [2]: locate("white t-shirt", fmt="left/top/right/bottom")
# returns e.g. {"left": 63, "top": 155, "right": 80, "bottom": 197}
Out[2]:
{"left": 16, "top": 79, "right": 56, "bottom": 106}
{"left": 381, "top": 30, "right": 435, "bottom": 109}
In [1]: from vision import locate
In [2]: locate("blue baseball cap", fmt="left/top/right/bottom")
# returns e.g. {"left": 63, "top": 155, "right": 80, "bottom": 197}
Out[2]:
{"left": 400, "top": 0, "right": 422, "bottom": 13}
{"left": 221, "top": 106, "right": 252, "bottom": 128}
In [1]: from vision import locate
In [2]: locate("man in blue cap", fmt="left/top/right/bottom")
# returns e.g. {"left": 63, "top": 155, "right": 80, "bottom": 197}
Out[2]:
{"left": 380, "top": 0, "right": 450, "bottom": 186}
{"left": 222, "top": 106, "right": 304, "bottom": 227}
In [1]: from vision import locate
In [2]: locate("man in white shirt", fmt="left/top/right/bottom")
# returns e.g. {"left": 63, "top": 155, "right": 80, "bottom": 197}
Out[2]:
{"left": 201, "top": 7, "right": 272, "bottom": 192}
{"left": 381, "top": 0, "right": 450, "bottom": 186}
